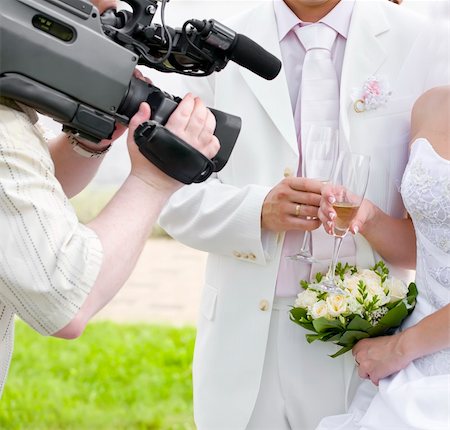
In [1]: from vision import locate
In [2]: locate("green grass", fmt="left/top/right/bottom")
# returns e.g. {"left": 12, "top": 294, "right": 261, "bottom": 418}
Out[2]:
{"left": 0, "top": 322, "right": 196, "bottom": 430}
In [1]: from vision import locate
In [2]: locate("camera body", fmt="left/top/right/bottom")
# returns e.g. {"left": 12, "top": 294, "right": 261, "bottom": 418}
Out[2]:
{"left": 1, "top": 0, "right": 135, "bottom": 136}
{"left": 0, "top": 0, "right": 280, "bottom": 182}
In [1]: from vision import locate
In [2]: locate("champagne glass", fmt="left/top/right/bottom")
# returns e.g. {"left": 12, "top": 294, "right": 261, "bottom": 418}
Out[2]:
{"left": 287, "top": 126, "right": 338, "bottom": 262}
{"left": 316, "top": 152, "right": 370, "bottom": 294}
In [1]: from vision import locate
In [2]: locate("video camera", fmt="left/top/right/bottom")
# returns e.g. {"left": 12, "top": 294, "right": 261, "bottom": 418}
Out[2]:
{"left": 0, "top": 0, "right": 281, "bottom": 183}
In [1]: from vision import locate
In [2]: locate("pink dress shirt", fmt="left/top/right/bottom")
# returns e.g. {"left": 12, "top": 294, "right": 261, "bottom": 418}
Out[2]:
{"left": 274, "top": 0, "right": 355, "bottom": 297}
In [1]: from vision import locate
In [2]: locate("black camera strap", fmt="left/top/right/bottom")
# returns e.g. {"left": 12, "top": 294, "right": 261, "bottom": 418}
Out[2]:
{"left": 134, "top": 121, "right": 216, "bottom": 184}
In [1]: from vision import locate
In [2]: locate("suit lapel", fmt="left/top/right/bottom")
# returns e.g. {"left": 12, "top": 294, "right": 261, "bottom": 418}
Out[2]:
{"left": 238, "top": 2, "right": 298, "bottom": 153}
{"left": 339, "top": 0, "right": 390, "bottom": 151}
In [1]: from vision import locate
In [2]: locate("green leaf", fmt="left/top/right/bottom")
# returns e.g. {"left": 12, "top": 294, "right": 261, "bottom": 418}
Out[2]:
{"left": 347, "top": 315, "right": 373, "bottom": 332}
{"left": 312, "top": 317, "right": 344, "bottom": 333}
{"left": 385, "top": 300, "right": 400, "bottom": 310}
{"left": 371, "top": 260, "right": 390, "bottom": 283}
{"left": 317, "top": 291, "right": 328, "bottom": 301}
{"left": 289, "top": 310, "right": 314, "bottom": 332}
{"left": 368, "top": 301, "right": 408, "bottom": 336}
{"left": 300, "top": 280, "right": 309, "bottom": 290}
{"left": 290, "top": 307, "right": 308, "bottom": 320}
{"left": 330, "top": 344, "right": 354, "bottom": 358}
{"left": 306, "top": 334, "right": 322, "bottom": 343}
{"left": 306, "top": 330, "right": 342, "bottom": 343}
{"left": 407, "top": 282, "right": 418, "bottom": 305}
{"left": 335, "top": 262, "right": 357, "bottom": 280}
{"left": 315, "top": 272, "right": 324, "bottom": 283}
{"left": 321, "top": 331, "right": 342, "bottom": 341}
{"left": 327, "top": 332, "right": 343, "bottom": 342}
{"left": 294, "top": 322, "right": 315, "bottom": 332}
{"left": 338, "top": 330, "right": 370, "bottom": 347}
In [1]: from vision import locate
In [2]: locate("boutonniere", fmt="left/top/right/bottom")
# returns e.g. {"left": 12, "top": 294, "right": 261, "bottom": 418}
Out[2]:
{"left": 351, "top": 76, "right": 392, "bottom": 113}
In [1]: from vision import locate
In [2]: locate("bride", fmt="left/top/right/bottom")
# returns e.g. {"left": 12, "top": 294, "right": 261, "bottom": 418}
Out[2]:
{"left": 317, "top": 85, "right": 450, "bottom": 430}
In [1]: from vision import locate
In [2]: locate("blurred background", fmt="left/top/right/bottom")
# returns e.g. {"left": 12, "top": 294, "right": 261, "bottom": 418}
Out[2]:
{"left": 0, "top": 1, "right": 448, "bottom": 429}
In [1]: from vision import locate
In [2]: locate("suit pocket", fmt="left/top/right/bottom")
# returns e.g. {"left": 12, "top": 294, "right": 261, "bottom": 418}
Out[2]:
{"left": 200, "top": 284, "right": 218, "bottom": 321}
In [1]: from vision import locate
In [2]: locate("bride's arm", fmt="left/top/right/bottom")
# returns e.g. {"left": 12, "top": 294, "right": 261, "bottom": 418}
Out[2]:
{"left": 352, "top": 304, "right": 450, "bottom": 385}
{"left": 320, "top": 87, "right": 450, "bottom": 270}
{"left": 318, "top": 195, "right": 416, "bottom": 269}
{"left": 352, "top": 201, "right": 416, "bottom": 269}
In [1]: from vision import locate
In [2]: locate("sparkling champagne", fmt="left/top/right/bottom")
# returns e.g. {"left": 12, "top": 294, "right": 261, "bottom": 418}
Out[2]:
{"left": 332, "top": 202, "right": 359, "bottom": 236}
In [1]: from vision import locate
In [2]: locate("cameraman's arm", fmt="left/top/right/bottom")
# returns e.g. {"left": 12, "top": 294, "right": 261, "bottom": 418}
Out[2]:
{"left": 47, "top": 126, "right": 125, "bottom": 198}
{"left": 46, "top": 0, "right": 122, "bottom": 197}
{"left": 55, "top": 95, "right": 219, "bottom": 338}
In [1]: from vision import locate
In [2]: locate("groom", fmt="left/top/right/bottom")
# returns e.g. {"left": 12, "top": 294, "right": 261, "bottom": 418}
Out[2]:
{"left": 159, "top": 0, "right": 450, "bottom": 428}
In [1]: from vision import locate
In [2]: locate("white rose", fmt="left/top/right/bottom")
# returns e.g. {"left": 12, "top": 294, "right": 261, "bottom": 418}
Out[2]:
{"left": 342, "top": 276, "right": 361, "bottom": 295}
{"left": 366, "top": 282, "right": 389, "bottom": 305}
{"left": 358, "top": 271, "right": 389, "bottom": 306}
{"left": 310, "top": 300, "right": 329, "bottom": 319}
{"left": 326, "top": 294, "right": 347, "bottom": 317}
{"left": 385, "top": 278, "right": 408, "bottom": 303}
{"left": 360, "top": 269, "right": 382, "bottom": 283}
{"left": 295, "top": 290, "right": 319, "bottom": 309}
{"left": 346, "top": 295, "right": 364, "bottom": 315}
{"left": 360, "top": 271, "right": 382, "bottom": 292}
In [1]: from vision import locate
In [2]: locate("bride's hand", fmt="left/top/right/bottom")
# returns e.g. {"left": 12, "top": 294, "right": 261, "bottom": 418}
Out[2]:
{"left": 352, "top": 334, "right": 412, "bottom": 385}
{"left": 349, "top": 199, "right": 378, "bottom": 236}
{"left": 318, "top": 188, "right": 377, "bottom": 236}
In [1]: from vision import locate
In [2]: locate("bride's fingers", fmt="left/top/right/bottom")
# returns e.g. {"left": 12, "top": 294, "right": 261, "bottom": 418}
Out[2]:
{"left": 319, "top": 203, "right": 336, "bottom": 234}
{"left": 357, "top": 367, "right": 370, "bottom": 380}
{"left": 349, "top": 221, "right": 360, "bottom": 235}
{"left": 318, "top": 207, "right": 333, "bottom": 234}
{"left": 318, "top": 207, "right": 328, "bottom": 225}
{"left": 371, "top": 375, "right": 380, "bottom": 386}
{"left": 350, "top": 199, "right": 374, "bottom": 235}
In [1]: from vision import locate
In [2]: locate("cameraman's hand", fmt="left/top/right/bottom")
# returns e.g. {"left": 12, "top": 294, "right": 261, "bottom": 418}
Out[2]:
{"left": 127, "top": 95, "right": 220, "bottom": 191}
{"left": 261, "top": 177, "right": 323, "bottom": 233}
{"left": 166, "top": 93, "right": 219, "bottom": 159}
{"left": 90, "top": 0, "right": 117, "bottom": 14}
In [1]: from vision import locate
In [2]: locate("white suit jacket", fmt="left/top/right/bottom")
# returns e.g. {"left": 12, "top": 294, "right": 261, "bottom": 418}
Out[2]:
{"left": 159, "top": 1, "right": 449, "bottom": 428}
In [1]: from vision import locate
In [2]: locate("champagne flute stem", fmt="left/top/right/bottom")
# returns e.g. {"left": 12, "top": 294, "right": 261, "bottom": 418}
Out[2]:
{"left": 326, "top": 236, "right": 344, "bottom": 280}
{"left": 300, "top": 231, "right": 310, "bottom": 253}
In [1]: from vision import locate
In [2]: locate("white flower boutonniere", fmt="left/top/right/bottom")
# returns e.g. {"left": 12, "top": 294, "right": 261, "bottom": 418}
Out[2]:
{"left": 352, "top": 76, "right": 392, "bottom": 113}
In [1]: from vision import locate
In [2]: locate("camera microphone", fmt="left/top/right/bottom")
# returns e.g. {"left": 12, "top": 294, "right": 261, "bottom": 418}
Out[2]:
{"left": 191, "top": 19, "right": 282, "bottom": 80}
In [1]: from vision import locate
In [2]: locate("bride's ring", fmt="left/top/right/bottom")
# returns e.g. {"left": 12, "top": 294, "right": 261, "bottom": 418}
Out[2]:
{"left": 295, "top": 204, "right": 301, "bottom": 217}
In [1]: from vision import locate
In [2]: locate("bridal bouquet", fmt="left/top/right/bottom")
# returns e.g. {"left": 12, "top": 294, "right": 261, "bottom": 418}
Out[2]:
{"left": 289, "top": 261, "right": 418, "bottom": 357}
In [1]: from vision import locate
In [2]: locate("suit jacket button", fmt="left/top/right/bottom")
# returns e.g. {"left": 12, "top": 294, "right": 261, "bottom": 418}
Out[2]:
{"left": 283, "top": 167, "right": 293, "bottom": 177}
{"left": 259, "top": 299, "right": 270, "bottom": 311}
{"left": 233, "top": 250, "right": 242, "bottom": 258}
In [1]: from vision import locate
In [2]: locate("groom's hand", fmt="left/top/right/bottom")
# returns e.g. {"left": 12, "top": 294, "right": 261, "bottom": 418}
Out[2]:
{"left": 261, "top": 177, "right": 323, "bottom": 232}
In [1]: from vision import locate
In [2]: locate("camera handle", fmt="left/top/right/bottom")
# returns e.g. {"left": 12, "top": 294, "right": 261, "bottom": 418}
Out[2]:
{"left": 120, "top": 76, "right": 242, "bottom": 173}
{"left": 134, "top": 121, "right": 216, "bottom": 184}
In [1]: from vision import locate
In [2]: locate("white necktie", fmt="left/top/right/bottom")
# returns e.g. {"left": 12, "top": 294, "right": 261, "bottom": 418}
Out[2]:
{"left": 296, "top": 23, "right": 342, "bottom": 277}
{"left": 296, "top": 23, "right": 339, "bottom": 137}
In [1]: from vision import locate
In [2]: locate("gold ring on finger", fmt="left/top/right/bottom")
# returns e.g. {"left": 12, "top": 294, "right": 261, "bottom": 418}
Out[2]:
{"left": 295, "top": 204, "right": 301, "bottom": 217}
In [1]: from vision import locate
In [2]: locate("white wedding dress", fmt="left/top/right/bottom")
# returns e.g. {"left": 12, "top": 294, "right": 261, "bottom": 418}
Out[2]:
{"left": 316, "top": 138, "right": 450, "bottom": 430}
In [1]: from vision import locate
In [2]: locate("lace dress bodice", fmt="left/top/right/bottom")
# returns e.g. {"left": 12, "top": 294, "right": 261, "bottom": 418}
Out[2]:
{"left": 400, "top": 138, "right": 450, "bottom": 376}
